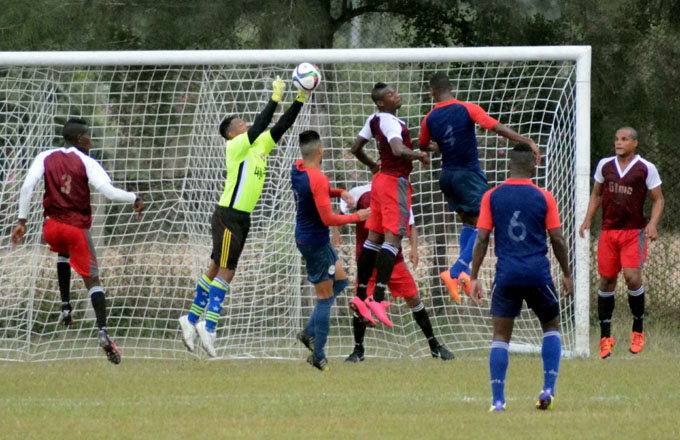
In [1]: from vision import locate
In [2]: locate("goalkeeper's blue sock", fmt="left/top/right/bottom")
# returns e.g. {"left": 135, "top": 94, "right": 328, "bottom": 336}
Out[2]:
{"left": 312, "top": 297, "right": 333, "bottom": 360}
{"left": 541, "top": 330, "right": 561, "bottom": 394}
{"left": 188, "top": 274, "right": 211, "bottom": 325}
{"left": 205, "top": 277, "right": 230, "bottom": 332}
{"left": 450, "top": 226, "right": 477, "bottom": 278}
{"left": 490, "top": 340, "right": 509, "bottom": 405}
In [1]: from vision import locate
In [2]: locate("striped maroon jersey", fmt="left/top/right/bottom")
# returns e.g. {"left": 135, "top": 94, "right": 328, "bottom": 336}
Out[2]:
{"left": 358, "top": 112, "right": 414, "bottom": 179}
{"left": 594, "top": 155, "right": 662, "bottom": 230}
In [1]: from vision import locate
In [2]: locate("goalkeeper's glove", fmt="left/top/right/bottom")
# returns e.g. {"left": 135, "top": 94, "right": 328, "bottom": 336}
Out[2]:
{"left": 271, "top": 76, "right": 285, "bottom": 102}
{"left": 296, "top": 88, "right": 311, "bottom": 103}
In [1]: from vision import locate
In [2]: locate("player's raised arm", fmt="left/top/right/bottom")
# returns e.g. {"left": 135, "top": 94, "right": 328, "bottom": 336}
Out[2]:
{"left": 245, "top": 76, "right": 285, "bottom": 144}
{"left": 492, "top": 123, "right": 540, "bottom": 165}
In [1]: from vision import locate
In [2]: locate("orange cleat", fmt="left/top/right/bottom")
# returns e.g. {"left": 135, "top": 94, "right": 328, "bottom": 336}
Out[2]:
{"left": 630, "top": 331, "right": 644, "bottom": 354}
{"left": 599, "top": 336, "right": 613, "bottom": 359}
{"left": 440, "top": 271, "right": 461, "bottom": 303}
{"left": 458, "top": 272, "right": 471, "bottom": 295}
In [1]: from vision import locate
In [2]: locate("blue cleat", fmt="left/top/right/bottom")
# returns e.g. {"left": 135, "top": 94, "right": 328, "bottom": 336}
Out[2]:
{"left": 489, "top": 400, "right": 506, "bottom": 412}
{"left": 536, "top": 389, "right": 554, "bottom": 410}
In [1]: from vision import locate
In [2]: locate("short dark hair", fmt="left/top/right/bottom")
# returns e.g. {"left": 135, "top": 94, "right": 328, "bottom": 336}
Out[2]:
{"left": 62, "top": 118, "right": 89, "bottom": 145}
{"left": 299, "top": 130, "right": 321, "bottom": 158}
{"left": 371, "top": 82, "right": 389, "bottom": 104}
{"left": 509, "top": 142, "right": 535, "bottom": 169}
{"left": 618, "top": 126, "right": 638, "bottom": 140}
{"left": 429, "top": 72, "right": 452, "bottom": 92}
{"left": 219, "top": 116, "right": 237, "bottom": 140}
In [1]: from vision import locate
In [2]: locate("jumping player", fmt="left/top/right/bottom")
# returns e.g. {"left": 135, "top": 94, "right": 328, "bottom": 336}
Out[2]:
{"left": 579, "top": 127, "right": 664, "bottom": 358}
{"left": 468, "top": 143, "right": 572, "bottom": 411}
{"left": 11, "top": 118, "right": 144, "bottom": 365}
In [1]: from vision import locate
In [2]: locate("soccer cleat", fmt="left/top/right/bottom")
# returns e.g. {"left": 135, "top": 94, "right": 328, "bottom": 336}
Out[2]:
{"left": 458, "top": 272, "right": 471, "bottom": 295}
{"left": 345, "top": 345, "right": 365, "bottom": 363}
{"left": 365, "top": 297, "right": 392, "bottom": 327}
{"left": 536, "top": 389, "right": 554, "bottom": 410}
{"left": 440, "top": 270, "right": 461, "bottom": 303}
{"left": 489, "top": 401, "right": 506, "bottom": 412}
{"left": 98, "top": 330, "right": 121, "bottom": 365}
{"left": 178, "top": 315, "right": 197, "bottom": 353}
{"left": 296, "top": 330, "right": 315, "bottom": 353}
{"left": 431, "top": 344, "right": 455, "bottom": 360}
{"left": 349, "top": 296, "right": 376, "bottom": 327}
{"left": 307, "top": 353, "right": 329, "bottom": 371}
{"left": 58, "top": 308, "right": 73, "bottom": 326}
{"left": 196, "top": 321, "right": 217, "bottom": 358}
{"left": 599, "top": 336, "right": 613, "bottom": 359}
{"left": 630, "top": 331, "right": 644, "bottom": 354}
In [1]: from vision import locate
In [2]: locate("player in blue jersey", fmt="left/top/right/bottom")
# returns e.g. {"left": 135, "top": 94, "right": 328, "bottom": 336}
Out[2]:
{"left": 419, "top": 72, "right": 540, "bottom": 302}
{"left": 468, "top": 143, "right": 572, "bottom": 412}
{"left": 291, "top": 130, "right": 371, "bottom": 371}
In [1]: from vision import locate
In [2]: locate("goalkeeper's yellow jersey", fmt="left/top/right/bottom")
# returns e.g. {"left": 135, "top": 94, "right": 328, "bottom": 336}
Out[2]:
{"left": 218, "top": 130, "right": 275, "bottom": 213}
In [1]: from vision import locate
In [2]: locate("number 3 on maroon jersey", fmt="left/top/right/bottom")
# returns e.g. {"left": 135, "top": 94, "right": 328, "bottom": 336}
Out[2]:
{"left": 60, "top": 174, "right": 72, "bottom": 195}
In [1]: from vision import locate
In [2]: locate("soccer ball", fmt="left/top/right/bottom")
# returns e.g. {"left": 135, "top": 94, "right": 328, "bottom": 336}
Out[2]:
{"left": 292, "top": 63, "right": 321, "bottom": 91}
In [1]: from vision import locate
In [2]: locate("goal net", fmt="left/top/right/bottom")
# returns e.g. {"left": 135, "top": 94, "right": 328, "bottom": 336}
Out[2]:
{"left": 0, "top": 47, "right": 591, "bottom": 361}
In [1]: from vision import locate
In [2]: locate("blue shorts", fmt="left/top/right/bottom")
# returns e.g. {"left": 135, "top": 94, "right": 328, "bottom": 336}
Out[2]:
{"left": 439, "top": 168, "right": 488, "bottom": 216}
{"left": 490, "top": 282, "right": 560, "bottom": 323}
{"left": 296, "top": 241, "right": 338, "bottom": 284}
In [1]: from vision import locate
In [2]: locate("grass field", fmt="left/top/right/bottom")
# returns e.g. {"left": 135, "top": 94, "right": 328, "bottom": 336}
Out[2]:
{"left": 2, "top": 322, "right": 679, "bottom": 440}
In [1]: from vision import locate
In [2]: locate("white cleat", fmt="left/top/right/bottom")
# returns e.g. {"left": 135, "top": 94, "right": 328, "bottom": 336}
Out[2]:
{"left": 196, "top": 321, "right": 217, "bottom": 358}
{"left": 178, "top": 315, "right": 197, "bottom": 353}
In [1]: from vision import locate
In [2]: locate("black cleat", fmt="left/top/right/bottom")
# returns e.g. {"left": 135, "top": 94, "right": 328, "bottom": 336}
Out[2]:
{"left": 307, "top": 353, "right": 329, "bottom": 371}
{"left": 431, "top": 344, "right": 455, "bottom": 360}
{"left": 98, "top": 330, "right": 121, "bottom": 365}
{"left": 58, "top": 308, "right": 73, "bottom": 326}
{"left": 296, "top": 330, "right": 315, "bottom": 352}
{"left": 345, "top": 345, "right": 365, "bottom": 363}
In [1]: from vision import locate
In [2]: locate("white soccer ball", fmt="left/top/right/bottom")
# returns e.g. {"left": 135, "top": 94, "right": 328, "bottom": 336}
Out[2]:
{"left": 292, "top": 63, "right": 321, "bottom": 91}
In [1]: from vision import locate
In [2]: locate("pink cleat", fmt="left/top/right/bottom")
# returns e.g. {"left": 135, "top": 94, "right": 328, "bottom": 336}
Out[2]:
{"left": 365, "top": 297, "right": 392, "bottom": 327}
{"left": 349, "top": 296, "right": 376, "bottom": 327}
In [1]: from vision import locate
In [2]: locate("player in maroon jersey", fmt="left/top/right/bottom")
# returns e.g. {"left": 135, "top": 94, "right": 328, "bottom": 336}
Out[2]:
{"left": 349, "top": 82, "right": 429, "bottom": 327}
{"left": 11, "top": 118, "right": 144, "bottom": 365}
{"left": 579, "top": 127, "right": 664, "bottom": 358}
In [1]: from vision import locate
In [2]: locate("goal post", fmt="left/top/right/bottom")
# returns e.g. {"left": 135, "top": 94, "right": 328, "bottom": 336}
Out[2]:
{"left": 0, "top": 46, "right": 591, "bottom": 361}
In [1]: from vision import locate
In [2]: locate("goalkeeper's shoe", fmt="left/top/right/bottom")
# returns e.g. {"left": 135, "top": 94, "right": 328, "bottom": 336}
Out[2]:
{"left": 58, "top": 308, "right": 73, "bottom": 326}
{"left": 599, "top": 336, "right": 614, "bottom": 359}
{"left": 196, "top": 321, "right": 217, "bottom": 358}
{"left": 178, "top": 315, "right": 197, "bottom": 353}
{"left": 296, "top": 88, "right": 311, "bottom": 103}
{"left": 307, "top": 353, "right": 329, "bottom": 371}
{"left": 489, "top": 401, "right": 506, "bottom": 412}
{"left": 349, "top": 296, "right": 376, "bottom": 327}
{"left": 458, "top": 272, "right": 472, "bottom": 295}
{"left": 536, "top": 389, "right": 554, "bottom": 410}
{"left": 629, "top": 331, "right": 644, "bottom": 354}
{"left": 365, "top": 297, "right": 392, "bottom": 327}
{"left": 271, "top": 76, "right": 285, "bottom": 102}
{"left": 296, "top": 330, "right": 315, "bottom": 353}
{"left": 431, "top": 344, "right": 455, "bottom": 361}
{"left": 345, "top": 345, "right": 365, "bottom": 363}
{"left": 440, "top": 271, "right": 461, "bottom": 303}
{"left": 98, "top": 330, "right": 121, "bottom": 365}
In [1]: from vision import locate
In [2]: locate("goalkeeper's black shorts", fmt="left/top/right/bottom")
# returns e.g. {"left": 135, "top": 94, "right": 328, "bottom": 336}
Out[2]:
{"left": 211, "top": 205, "right": 251, "bottom": 270}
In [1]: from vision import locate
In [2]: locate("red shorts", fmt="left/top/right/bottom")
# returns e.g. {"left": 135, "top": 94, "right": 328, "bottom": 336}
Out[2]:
{"left": 366, "top": 261, "right": 418, "bottom": 299}
{"left": 43, "top": 218, "right": 99, "bottom": 278}
{"left": 597, "top": 229, "right": 647, "bottom": 278}
{"left": 365, "top": 172, "right": 411, "bottom": 237}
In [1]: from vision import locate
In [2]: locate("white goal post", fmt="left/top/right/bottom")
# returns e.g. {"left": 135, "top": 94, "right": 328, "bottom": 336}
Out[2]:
{"left": 0, "top": 46, "right": 591, "bottom": 361}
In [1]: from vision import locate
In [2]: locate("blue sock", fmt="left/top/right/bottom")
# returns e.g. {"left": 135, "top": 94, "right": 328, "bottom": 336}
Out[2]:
{"left": 332, "top": 278, "right": 348, "bottom": 299}
{"left": 188, "top": 274, "right": 211, "bottom": 324}
{"left": 541, "top": 330, "right": 561, "bottom": 394}
{"left": 450, "top": 226, "right": 478, "bottom": 278}
{"left": 490, "top": 340, "right": 509, "bottom": 404}
{"left": 205, "top": 277, "right": 230, "bottom": 332}
{"left": 305, "top": 308, "right": 318, "bottom": 336}
{"left": 305, "top": 280, "right": 345, "bottom": 337}
{"left": 312, "top": 297, "right": 333, "bottom": 359}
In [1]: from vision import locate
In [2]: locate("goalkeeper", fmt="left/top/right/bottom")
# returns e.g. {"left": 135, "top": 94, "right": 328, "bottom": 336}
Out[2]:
{"left": 179, "top": 77, "right": 310, "bottom": 357}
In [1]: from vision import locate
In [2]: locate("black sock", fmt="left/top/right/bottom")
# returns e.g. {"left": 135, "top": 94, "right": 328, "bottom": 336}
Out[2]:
{"left": 373, "top": 244, "right": 398, "bottom": 302}
{"left": 628, "top": 285, "right": 645, "bottom": 333}
{"left": 356, "top": 240, "right": 380, "bottom": 300}
{"left": 57, "top": 254, "right": 71, "bottom": 307}
{"left": 412, "top": 303, "right": 437, "bottom": 349}
{"left": 90, "top": 288, "right": 107, "bottom": 330}
{"left": 598, "top": 290, "right": 615, "bottom": 338}
{"left": 352, "top": 315, "right": 366, "bottom": 346}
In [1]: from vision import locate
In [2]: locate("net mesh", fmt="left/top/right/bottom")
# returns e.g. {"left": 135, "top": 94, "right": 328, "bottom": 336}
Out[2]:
{"left": 0, "top": 58, "right": 579, "bottom": 361}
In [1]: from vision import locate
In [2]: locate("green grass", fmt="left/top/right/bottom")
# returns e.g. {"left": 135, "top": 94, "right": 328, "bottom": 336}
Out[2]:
{"left": 2, "top": 324, "right": 679, "bottom": 440}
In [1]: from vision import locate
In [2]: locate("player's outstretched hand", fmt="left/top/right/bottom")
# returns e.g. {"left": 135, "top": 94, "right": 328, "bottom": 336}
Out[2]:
{"left": 578, "top": 219, "right": 590, "bottom": 238}
{"left": 418, "top": 151, "right": 430, "bottom": 166}
{"left": 11, "top": 223, "right": 26, "bottom": 248}
{"left": 469, "top": 279, "right": 484, "bottom": 306}
{"left": 340, "top": 191, "right": 355, "bottom": 209}
{"left": 133, "top": 197, "right": 144, "bottom": 220}
{"left": 645, "top": 223, "right": 659, "bottom": 241}
{"left": 296, "top": 88, "right": 311, "bottom": 103}
{"left": 561, "top": 275, "right": 573, "bottom": 297}
{"left": 357, "top": 208, "right": 371, "bottom": 222}
{"left": 528, "top": 139, "right": 542, "bottom": 165}
{"left": 271, "top": 76, "right": 286, "bottom": 102}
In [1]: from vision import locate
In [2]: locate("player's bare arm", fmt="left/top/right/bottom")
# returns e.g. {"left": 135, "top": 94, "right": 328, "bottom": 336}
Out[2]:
{"left": 350, "top": 136, "right": 380, "bottom": 173}
{"left": 645, "top": 185, "right": 664, "bottom": 241}
{"left": 578, "top": 182, "right": 603, "bottom": 238}
{"left": 493, "top": 123, "right": 541, "bottom": 165}
{"left": 409, "top": 223, "right": 419, "bottom": 268}
{"left": 548, "top": 227, "right": 573, "bottom": 296}
{"left": 469, "top": 228, "right": 491, "bottom": 306}
{"left": 388, "top": 138, "right": 429, "bottom": 165}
